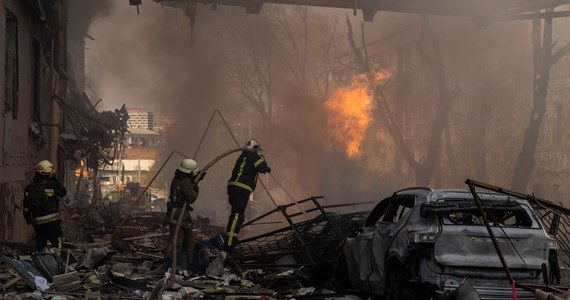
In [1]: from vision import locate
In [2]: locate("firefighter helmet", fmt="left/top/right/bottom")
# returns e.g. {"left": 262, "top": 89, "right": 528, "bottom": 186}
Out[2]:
{"left": 245, "top": 139, "right": 261, "bottom": 151}
{"left": 178, "top": 159, "right": 198, "bottom": 174}
{"left": 36, "top": 160, "right": 54, "bottom": 174}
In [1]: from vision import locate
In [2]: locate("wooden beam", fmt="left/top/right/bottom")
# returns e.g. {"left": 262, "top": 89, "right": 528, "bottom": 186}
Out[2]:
{"left": 0, "top": 275, "right": 22, "bottom": 290}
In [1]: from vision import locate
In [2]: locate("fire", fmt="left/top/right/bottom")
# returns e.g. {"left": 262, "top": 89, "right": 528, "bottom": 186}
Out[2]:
{"left": 325, "top": 70, "right": 391, "bottom": 159}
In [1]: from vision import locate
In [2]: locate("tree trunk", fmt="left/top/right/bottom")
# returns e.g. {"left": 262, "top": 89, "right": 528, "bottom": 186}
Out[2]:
{"left": 414, "top": 16, "right": 452, "bottom": 186}
{"left": 511, "top": 17, "right": 552, "bottom": 192}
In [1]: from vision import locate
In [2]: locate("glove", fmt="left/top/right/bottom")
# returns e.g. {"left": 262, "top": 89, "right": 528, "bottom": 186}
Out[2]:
{"left": 198, "top": 172, "right": 206, "bottom": 182}
{"left": 267, "top": 167, "right": 271, "bottom": 173}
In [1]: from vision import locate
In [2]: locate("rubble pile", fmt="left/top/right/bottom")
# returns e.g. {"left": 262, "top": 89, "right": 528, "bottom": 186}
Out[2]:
{"left": 0, "top": 199, "right": 368, "bottom": 300}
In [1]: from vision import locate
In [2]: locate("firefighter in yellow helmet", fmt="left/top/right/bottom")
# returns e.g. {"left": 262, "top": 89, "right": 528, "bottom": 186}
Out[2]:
{"left": 165, "top": 158, "right": 200, "bottom": 275}
{"left": 224, "top": 139, "right": 271, "bottom": 252}
{"left": 23, "top": 160, "right": 67, "bottom": 254}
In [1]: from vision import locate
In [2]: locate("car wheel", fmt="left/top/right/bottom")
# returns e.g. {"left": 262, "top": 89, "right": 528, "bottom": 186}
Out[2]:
{"left": 385, "top": 262, "right": 408, "bottom": 300}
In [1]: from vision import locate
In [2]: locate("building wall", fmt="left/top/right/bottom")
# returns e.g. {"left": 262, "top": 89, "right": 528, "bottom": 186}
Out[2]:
{"left": 0, "top": 1, "right": 68, "bottom": 244}
{"left": 128, "top": 110, "right": 154, "bottom": 130}
{"left": 1, "top": 1, "right": 38, "bottom": 243}
{"left": 124, "top": 147, "right": 160, "bottom": 160}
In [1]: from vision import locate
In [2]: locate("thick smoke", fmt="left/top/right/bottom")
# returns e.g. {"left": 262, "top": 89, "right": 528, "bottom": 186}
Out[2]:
{"left": 68, "top": 0, "right": 113, "bottom": 40}
{"left": 84, "top": 0, "right": 570, "bottom": 223}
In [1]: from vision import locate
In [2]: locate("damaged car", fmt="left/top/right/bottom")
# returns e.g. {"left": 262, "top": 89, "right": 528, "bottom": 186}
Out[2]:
{"left": 340, "top": 188, "right": 558, "bottom": 300}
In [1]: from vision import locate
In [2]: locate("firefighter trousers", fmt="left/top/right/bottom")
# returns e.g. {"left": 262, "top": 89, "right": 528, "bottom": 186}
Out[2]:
{"left": 33, "top": 220, "right": 62, "bottom": 253}
{"left": 224, "top": 187, "right": 250, "bottom": 250}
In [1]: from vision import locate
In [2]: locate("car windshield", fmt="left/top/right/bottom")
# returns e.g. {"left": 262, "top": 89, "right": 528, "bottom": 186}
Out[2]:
{"left": 421, "top": 199, "right": 538, "bottom": 228}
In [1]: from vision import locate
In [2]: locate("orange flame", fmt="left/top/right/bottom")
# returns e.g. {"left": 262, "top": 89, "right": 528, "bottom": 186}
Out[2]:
{"left": 325, "top": 70, "right": 391, "bottom": 159}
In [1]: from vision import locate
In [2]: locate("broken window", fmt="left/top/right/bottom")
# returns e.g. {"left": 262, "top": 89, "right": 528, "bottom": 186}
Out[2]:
{"left": 5, "top": 8, "right": 18, "bottom": 119}
{"left": 31, "top": 39, "right": 40, "bottom": 122}
{"left": 365, "top": 195, "right": 415, "bottom": 226}
{"left": 445, "top": 208, "right": 533, "bottom": 227}
{"left": 382, "top": 197, "right": 414, "bottom": 223}
{"left": 422, "top": 199, "right": 537, "bottom": 228}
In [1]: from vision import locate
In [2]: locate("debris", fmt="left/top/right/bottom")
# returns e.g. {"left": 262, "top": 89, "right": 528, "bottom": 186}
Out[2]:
{"left": 0, "top": 255, "right": 46, "bottom": 291}
{"left": 4, "top": 189, "right": 570, "bottom": 299}
{"left": 31, "top": 251, "right": 61, "bottom": 281}
{"left": 0, "top": 275, "right": 21, "bottom": 290}
{"left": 107, "top": 268, "right": 147, "bottom": 291}
{"left": 50, "top": 272, "right": 80, "bottom": 292}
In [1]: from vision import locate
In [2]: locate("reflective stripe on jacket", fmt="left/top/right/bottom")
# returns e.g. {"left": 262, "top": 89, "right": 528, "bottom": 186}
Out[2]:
{"left": 227, "top": 150, "right": 270, "bottom": 193}
{"left": 23, "top": 174, "right": 67, "bottom": 223}
{"left": 33, "top": 212, "right": 61, "bottom": 225}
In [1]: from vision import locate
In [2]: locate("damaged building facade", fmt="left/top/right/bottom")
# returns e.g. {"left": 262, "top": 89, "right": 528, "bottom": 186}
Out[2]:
{"left": 0, "top": 0, "right": 128, "bottom": 245}
{"left": 0, "top": 0, "right": 69, "bottom": 244}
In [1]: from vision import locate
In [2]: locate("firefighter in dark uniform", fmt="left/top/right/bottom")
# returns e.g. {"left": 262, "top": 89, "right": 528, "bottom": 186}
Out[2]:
{"left": 166, "top": 158, "right": 199, "bottom": 275}
{"left": 224, "top": 139, "right": 271, "bottom": 252}
{"left": 23, "top": 160, "right": 67, "bottom": 254}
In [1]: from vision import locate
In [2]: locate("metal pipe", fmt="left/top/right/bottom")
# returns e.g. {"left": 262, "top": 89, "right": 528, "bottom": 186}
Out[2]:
{"left": 465, "top": 179, "right": 514, "bottom": 283}
{"left": 465, "top": 179, "right": 535, "bottom": 293}
{"left": 309, "top": 196, "right": 344, "bottom": 239}
{"left": 112, "top": 150, "right": 185, "bottom": 238}
{"left": 277, "top": 206, "right": 315, "bottom": 266}
{"left": 468, "top": 178, "right": 570, "bottom": 215}
{"left": 269, "top": 172, "right": 308, "bottom": 219}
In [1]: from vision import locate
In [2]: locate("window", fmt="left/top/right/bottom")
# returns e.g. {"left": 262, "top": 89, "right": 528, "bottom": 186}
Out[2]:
{"left": 365, "top": 195, "right": 415, "bottom": 226}
{"left": 32, "top": 39, "right": 40, "bottom": 122}
{"left": 437, "top": 200, "right": 535, "bottom": 228}
{"left": 5, "top": 9, "right": 18, "bottom": 119}
{"left": 382, "top": 198, "right": 414, "bottom": 223}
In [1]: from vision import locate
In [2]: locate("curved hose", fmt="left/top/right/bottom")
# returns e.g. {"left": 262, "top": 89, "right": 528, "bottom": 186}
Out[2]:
{"left": 193, "top": 147, "right": 249, "bottom": 184}
{"left": 158, "top": 147, "right": 248, "bottom": 296}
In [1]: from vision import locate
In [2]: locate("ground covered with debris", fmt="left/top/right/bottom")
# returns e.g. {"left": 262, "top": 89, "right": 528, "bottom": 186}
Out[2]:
{"left": 0, "top": 199, "right": 364, "bottom": 300}
{"left": 5, "top": 192, "right": 570, "bottom": 300}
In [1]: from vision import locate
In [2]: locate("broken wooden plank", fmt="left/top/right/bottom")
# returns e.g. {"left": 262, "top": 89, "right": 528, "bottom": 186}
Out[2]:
{"left": 84, "top": 233, "right": 168, "bottom": 248}
{"left": 0, "top": 275, "right": 21, "bottom": 290}
{"left": 133, "top": 251, "right": 164, "bottom": 261}
{"left": 51, "top": 272, "right": 79, "bottom": 286}
{"left": 0, "top": 254, "right": 45, "bottom": 290}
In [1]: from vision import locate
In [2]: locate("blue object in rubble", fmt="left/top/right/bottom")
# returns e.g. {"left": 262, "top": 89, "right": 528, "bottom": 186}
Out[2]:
{"left": 197, "top": 231, "right": 225, "bottom": 251}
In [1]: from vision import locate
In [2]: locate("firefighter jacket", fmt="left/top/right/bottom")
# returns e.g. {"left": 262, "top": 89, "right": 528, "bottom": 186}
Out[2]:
{"left": 228, "top": 150, "right": 271, "bottom": 193}
{"left": 167, "top": 170, "right": 198, "bottom": 227}
{"left": 23, "top": 173, "right": 67, "bottom": 225}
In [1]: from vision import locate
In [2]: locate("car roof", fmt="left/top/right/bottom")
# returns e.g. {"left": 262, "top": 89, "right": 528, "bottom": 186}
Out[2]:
{"left": 395, "top": 187, "right": 529, "bottom": 204}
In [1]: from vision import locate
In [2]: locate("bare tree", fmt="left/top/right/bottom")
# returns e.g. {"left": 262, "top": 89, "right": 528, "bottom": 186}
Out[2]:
{"left": 511, "top": 13, "right": 570, "bottom": 191}
{"left": 273, "top": 6, "right": 345, "bottom": 102}
{"left": 345, "top": 15, "right": 455, "bottom": 185}
{"left": 275, "top": 6, "right": 310, "bottom": 96}
{"left": 226, "top": 14, "right": 278, "bottom": 130}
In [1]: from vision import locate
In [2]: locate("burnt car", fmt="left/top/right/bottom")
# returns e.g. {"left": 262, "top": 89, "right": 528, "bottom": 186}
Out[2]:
{"left": 341, "top": 188, "right": 558, "bottom": 300}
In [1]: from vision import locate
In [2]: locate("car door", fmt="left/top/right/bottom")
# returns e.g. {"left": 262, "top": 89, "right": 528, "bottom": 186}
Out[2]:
{"left": 368, "top": 196, "right": 415, "bottom": 295}
{"left": 344, "top": 197, "right": 392, "bottom": 293}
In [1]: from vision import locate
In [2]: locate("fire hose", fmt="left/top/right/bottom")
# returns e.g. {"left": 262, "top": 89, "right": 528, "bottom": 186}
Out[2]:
{"left": 160, "top": 147, "right": 248, "bottom": 294}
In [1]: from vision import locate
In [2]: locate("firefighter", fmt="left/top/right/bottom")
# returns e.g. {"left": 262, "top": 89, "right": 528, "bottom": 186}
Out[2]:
{"left": 108, "top": 186, "right": 121, "bottom": 216}
{"left": 23, "top": 160, "right": 67, "bottom": 254}
{"left": 224, "top": 138, "right": 271, "bottom": 252}
{"left": 144, "top": 191, "right": 152, "bottom": 212}
{"left": 165, "top": 158, "right": 200, "bottom": 275}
